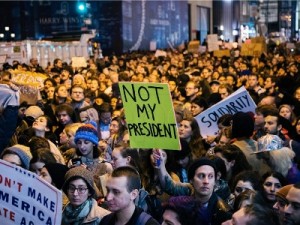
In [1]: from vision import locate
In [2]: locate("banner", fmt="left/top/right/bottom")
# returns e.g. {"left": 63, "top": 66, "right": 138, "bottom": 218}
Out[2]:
{"left": 213, "top": 49, "right": 230, "bottom": 58}
{"left": 119, "top": 82, "right": 180, "bottom": 150}
{"left": 0, "top": 160, "right": 62, "bottom": 225}
{"left": 195, "top": 86, "right": 256, "bottom": 138}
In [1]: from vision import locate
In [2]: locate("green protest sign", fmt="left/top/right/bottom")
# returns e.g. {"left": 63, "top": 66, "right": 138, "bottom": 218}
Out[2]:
{"left": 119, "top": 82, "right": 180, "bottom": 150}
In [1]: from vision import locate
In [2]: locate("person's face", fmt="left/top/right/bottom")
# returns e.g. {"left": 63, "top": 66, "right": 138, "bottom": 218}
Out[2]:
{"left": 32, "top": 116, "right": 49, "bottom": 132}
{"left": 191, "top": 165, "right": 215, "bottom": 199}
{"left": 234, "top": 181, "right": 254, "bottom": 197}
{"left": 284, "top": 187, "right": 300, "bottom": 225}
{"left": 273, "top": 196, "right": 288, "bottom": 220}
{"left": 67, "top": 178, "right": 90, "bottom": 207}
{"left": 109, "top": 120, "right": 119, "bottom": 135}
{"left": 2, "top": 154, "right": 22, "bottom": 167}
{"left": 254, "top": 112, "right": 264, "bottom": 127}
{"left": 201, "top": 69, "right": 210, "bottom": 79}
{"left": 218, "top": 76, "right": 226, "bottom": 84}
{"left": 71, "top": 87, "right": 84, "bottom": 102}
{"left": 90, "top": 80, "right": 99, "bottom": 91}
{"left": 210, "top": 83, "right": 220, "bottom": 93}
{"left": 30, "top": 161, "right": 45, "bottom": 175}
{"left": 168, "top": 81, "right": 177, "bottom": 92}
{"left": 60, "top": 70, "right": 69, "bottom": 80}
{"left": 185, "top": 82, "right": 198, "bottom": 97}
{"left": 178, "top": 120, "right": 193, "bottom": 140}
{"left": 47, "top": 87, "right": 55, "bottom": 99}
{"left": 162, "top": 209, "right": 181, "bottom": 225}
{"left": 222, "top": 207, "right": 254, "bottom": 225}
{"left": 264, "top": 77, "right": 273, "bottom": 89}
{"left": 73, "top": 76, "right": 83, "bottom": 85}
{"left": 57, "top": 110, "right": 72, "bottom": 125}
{"left": 226, "top": 76, "right": 235, "bottom": 86}
{"left": 263, "top": 176, "right": 281, "bottom": 201}
{"left": 100, "top": 112, "right": 112, "bottom": 125}
{"left": 279, "top": 106, "right": 292, "bottom": 121}
{"left": 60, "top": 129, "right": 69, "bottom": 145}
{"left": 111, "top": 148, "right": 129, "bottom": 169}
{"left": 39, "top": 167, "right": 52, "bottom": 184}
{"left": 56, "top": 86, "right": 68, "bottom": 98}
{"left": 191, "top": 103, "right": 204, "bottom": 117}
{"left": 218, "top": 134, "right": 230, "bottom": 146}
{"left": 106, "top": 176, "right": 137, "bottom": 212}
{"left": 76, "top": 139, "right": 94, "bottom": 158}
{"left": 67, "top": 132, "right": 76, "bottom": 148}
{"left": 264, "top": 115, "right": 281, "bottom": 134}
{"left": 294, "top": 89, "right": 300, "bottom": 101}
{"left": 44, "top": 81, "right": 53, "bottom": 91}
{"left": 219, "top": 87, "right": 229, "bottom": 99}
{"left": 247, "top": 75, "right": 258, "bottom": 88}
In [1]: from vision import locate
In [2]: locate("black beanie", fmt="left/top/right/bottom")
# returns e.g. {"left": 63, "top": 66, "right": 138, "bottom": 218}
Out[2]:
{"left": 231, "top": 111, "right": 254, "bottom": 138}
{"left": 188, "top": 158, "right": 217, "bottom": 181}
{"left": 44, "top": 163, "right": 69, "bottom": 190}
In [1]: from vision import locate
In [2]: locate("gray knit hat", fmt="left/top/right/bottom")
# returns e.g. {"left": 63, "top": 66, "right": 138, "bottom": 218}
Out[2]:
{"left": 62, "top": 166, "right": 95, "bottom": 196}
{"left": 1, "top": 144, "right": 32, "bottom": 170}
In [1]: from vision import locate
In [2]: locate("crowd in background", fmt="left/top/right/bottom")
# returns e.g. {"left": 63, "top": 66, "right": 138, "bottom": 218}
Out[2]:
{"left": 0, "top": 42, "right": 300, "bottom": 225}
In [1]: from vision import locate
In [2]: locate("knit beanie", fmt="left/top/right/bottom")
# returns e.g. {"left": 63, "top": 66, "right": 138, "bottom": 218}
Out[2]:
{"left": 276, "top": 184, "right": 293, "bottom": 200}
{"left": 231, "top": 111, "right": 254, "bottom": 138}
{"left": 24, "top": 106, "right": 44, "bottom": 119}
{"left": 62, "top": 166, "right": 95, "bottom": 196}
{"left": 188, "top": 157, "right": 217, "bottom": 181}
{"left": 1, "top": 144, "right": 32, "bottom": 170}
{"left": 44, "top": 163, "right": 69, "bottom": 190}
{"left": 74, "top": 123, "right": 99, "bottom": 145}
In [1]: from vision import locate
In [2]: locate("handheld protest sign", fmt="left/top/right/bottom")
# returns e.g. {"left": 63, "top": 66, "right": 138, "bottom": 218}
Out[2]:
{"left": 0, "top": 159, "right": 62, "bottom": 225}
{"left": 195, "top": 86, "right": 256, "bottom": 138}
{"left": 119, "top": 82, "right": 180, "bottom": 150}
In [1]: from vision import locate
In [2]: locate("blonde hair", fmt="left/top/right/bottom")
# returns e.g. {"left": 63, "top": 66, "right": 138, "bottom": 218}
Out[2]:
{"left": 64, "top": 123, "right": 84, "bottom": 137}
{"left": 279, "top": 104, "right": 297, "bottom": 126}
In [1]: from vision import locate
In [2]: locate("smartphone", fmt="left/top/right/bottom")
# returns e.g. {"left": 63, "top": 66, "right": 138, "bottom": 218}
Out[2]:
{"left": 71, "top": 158, "right": 82, "bottom": 166}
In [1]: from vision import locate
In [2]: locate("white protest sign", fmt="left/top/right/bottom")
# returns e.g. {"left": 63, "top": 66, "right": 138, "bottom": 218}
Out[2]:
{"left": 0, "top": 159, "right": 62, "bottom": 225}
{"left": 207, "top": 34, "right": 219, "bottom": 52}
{"left": 195, "top": 86, "right": 256, "bottom": 138}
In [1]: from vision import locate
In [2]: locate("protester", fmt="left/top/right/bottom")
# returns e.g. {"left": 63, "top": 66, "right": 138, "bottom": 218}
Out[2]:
{"left": 62, "top": 166, "right": 111, "bottom": 225}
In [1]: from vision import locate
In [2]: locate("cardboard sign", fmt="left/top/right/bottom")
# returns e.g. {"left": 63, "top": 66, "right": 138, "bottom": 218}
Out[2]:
{"left": 154, "top": 50, "right": 167, "bottom": 58}
{"left": 119, "top": 82, "right": 180, "bottom": 150}
{"left": 188, "top": 40, "right": 200, "bottom": 54}
{"left": 71, "top": 56, "right": 87, "bottom": 68}
{"left": 195, "top": 86, "right": 256, "bottom": 138}
{"left": 0, "top": 159, "right": 62, "bottom": 225}
{"left": 213, "top": 49, "right": 230, "bottom": 58}
{"left": 240, "top": 43, "right": 263, "bottom": 56}
{"left": 10, "top": 70, "right": 47, "bottom": 105}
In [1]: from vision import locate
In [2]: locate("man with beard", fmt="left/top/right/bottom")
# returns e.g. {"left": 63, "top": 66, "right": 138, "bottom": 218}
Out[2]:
{"left": 284, "top": 183, "right": 300, "bottom": 225}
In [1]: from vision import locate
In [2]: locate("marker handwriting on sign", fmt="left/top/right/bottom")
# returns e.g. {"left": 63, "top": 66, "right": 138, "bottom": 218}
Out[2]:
{"left": 121, "top": 84, "right": 164, "bottom": 104}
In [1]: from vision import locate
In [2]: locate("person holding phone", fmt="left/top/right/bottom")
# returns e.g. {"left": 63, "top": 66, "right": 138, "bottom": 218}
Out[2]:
{"left": 69, "top": 123, "right": 113, "bottom": 199}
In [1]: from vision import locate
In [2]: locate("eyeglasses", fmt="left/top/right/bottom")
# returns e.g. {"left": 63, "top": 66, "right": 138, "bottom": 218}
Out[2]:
{"left": 68, "top": 186, "right": 88, "bottom": 194}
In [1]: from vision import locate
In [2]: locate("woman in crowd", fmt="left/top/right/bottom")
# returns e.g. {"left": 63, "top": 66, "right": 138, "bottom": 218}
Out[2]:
{"left": 178, "top": 115, "right": 206, "bottom": 160}
{"left": 62, "top": 166, "right": 111, "bottom": 225}
{"left": 70, "top": 123, "right": 113, "bottom": 198}
{"left": 260, "top": 171, "right": 287, "bottom": 209}
{"left": 30, "top": 148, "right": 57, "bottom": 175}
{"left": 279, "top": 104, "right": 297, "bottom": 126}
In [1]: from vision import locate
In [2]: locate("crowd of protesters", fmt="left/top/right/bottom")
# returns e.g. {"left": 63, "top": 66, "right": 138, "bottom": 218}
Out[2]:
{"left": 0, "top": 41, "right": 300, "bottom": 225}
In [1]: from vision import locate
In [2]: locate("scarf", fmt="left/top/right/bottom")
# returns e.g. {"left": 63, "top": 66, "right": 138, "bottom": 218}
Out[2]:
{"left": 62, "top": 198, "right": 93, "bottom": 225}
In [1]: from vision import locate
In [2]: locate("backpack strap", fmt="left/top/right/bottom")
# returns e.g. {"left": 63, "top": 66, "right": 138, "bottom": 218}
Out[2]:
{"left": 136, "top": 211, "right": 151, "bottom": 225}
